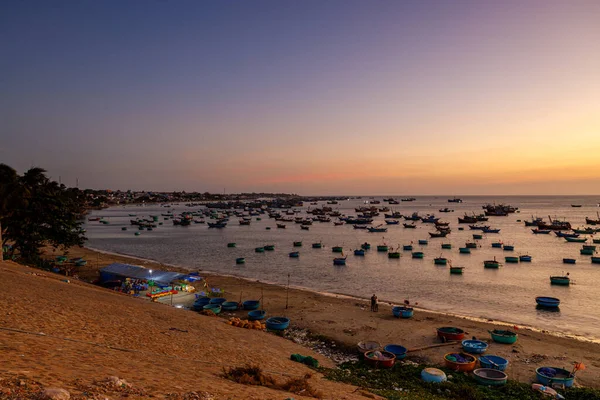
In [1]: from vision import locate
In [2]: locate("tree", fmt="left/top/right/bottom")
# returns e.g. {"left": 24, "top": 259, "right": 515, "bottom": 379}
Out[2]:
{"left": 0, "top": 164, "right": 87, "bottom": 263}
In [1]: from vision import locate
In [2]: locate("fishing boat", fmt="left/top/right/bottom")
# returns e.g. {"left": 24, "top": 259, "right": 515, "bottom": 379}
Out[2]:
{"left": 483, "top": 228, "right": 501, "bottom": 233}
{"left": 565, "top": 237, "right": 587, "bottom": 243}
{"left": 583, "top": 245, "right": 596, "bottom": 250}
{"left": 333, "top": 257, "right": 347, "bottom": 266}
{"left": 593, "top": 238, "right": 600, "bottom": 244}
{"left": 535, "top": 296, "right": 560, "bottom": 308}
{"left": 121, "top": 227, "right": 127, "bottom": 231}
{"left": 293, "top": 241, "right": 302, "bottom": 247}
{"left": 418, "top": 239, "right": 428, "bottom": 245}
{"left": 207, "top": 222, "right": 227, "bottom": 228}
{"left": 574, "top": 227, "right": 599, "bottom": 234}
{"left": 586, "top": 213, "right": 600, "bottom": 225}
{"left": 555, "top": 231, "right": 579, "bottom": 238}
{"left": 403, "top": 212, "right": 420, "bottom": 221}
{"left": 332, "top": 246, "right": 343, "bottom": 253}
{"left": 465, "top": 242, "right": 477, "bottom": 249}
{"left": 429, "top": 231, "right": 448, "bottom": 238}
{"left": 535, "top": 367, "right": 575, "bottom": 388}
{"left": 489, "top": 329, "right": 518, "bottom": 344}
{"left": 276, "top": 223, "right": 286, "bottom": 229}
{"left": 473, "top": 369, "right": 507, "bottom": 386}
{"left": 581, "top": 248, "right": 595, "bottom": 255}
{"left": 449, "top": 266, "right": 464, "bottom": 274}
{"left": 537, "top": 216, "right": 572, "bottom": 231}
{"left": 439, "top": 207, "right": 453, "bottom": 213}
{"left": 227, "top": 242, "right": 237, "bottom": 248}
{"left": 412, "top": 251, "right": 424, "bottom": 259}
{"left": 484, "top": 258, "right": 501, "bottom": 268}
{"left": 469, "top": 224, "right": 490, "bottom": 230}
{"left": 592, "top": 257, "right": 600, "bottom": 264}
{"left": 519, "top": 255, "right": 532, "bottom": 262}
{"left": 458, "top": 215, "right": 478, "bottom": 224}
{"left": 312, "top": 242, "right": 323, "bottom": 249}
{"left": 459, "top": 247, "right": 471, "bottom": 254}
{"left": 392, "top": 306, "right": 413, "bottom": 319}
{"left": 255, "top": 247, "right": 265, "bottom": 253}
{"left": 384, "top": 219, "right": 400, "bottom": 225}
{"left": 403, "top": 223, "right": 416, "bottom": 228}
{"left": 503, "top": 244, "right": 514, "bottom": 251}
{"left": 571, "top": 204, "right": 582, "bottom": 208}
{"left": 361, "top": 242, "right": 371, "bottom": 250}
{"left": 235, "top": 257, "right": 246, "bottom": 264}
{"left": 264, "top": 244, "right": 275, "bottom": 251}
{"left": 239, "top": 219, "right": 251, "bottom": 225}
{"left": 403, "top": 244, "right": 413, "bottom": 251}
{"left": 472, "top": 234, "right": 483, "bottom": 240}
{"left": 377, "top": 244, "right": 389, "bottom": 252}
{"left": 434, "top": 257, "right": 448, "bottom": 265}
{"left": 421, "top": 215, "right": 440, "bottom": 223}
{"left": 550, "top": 274, "right": 570, "bottom": 285}
{"left": 289, "top": 251, "right": 300, "bottom": 258}
{"left": 448, "top": 197, "right": 463, "bottom": 203}
{"left": 333, "top": 221, "right": 344, "bottom": 226}
{"left": 563, "top": 258, "right": 576, "bottom": 264}
{"left": 354, "top": 249, "right": 365, "bottom": 256}
{"left": 491, "top": 242, "right": 503, "bottom": 248}
{"left": 367, "top": 225, "right": 387, "bottom": 233}
{"left": 388, "top": 250, "right": 401, "bottom": 259}
{"left": 505, "top": 256, "right": 519, "bottom": 263}
{"left": 441, "top": 243, "right": 452, "bottom": 249}
{"left": 531, "top": 229, "right": 551, "bottom": 234}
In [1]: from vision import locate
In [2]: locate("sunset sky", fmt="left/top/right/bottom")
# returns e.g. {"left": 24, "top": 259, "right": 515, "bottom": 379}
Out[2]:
{"left": 2, "top": 1, "right": 599, "bottom": 194}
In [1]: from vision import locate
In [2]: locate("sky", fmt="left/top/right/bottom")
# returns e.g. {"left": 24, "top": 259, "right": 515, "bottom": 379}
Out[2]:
{"left": 1, "top": 0, "right": 599, "bottom": 195}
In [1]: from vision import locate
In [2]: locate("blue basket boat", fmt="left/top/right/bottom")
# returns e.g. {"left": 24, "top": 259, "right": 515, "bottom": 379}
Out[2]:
{"left": 462, "top": 339, "right": 488, "bottom": 354}
{"left": 536, "top": 367, "right": 575, "bottom": 388}
{"left": 403, "top": 245, "right": 413, "bottom": 251}
{"left": 421, "top": 368, "right": 447, "bottom": 383}
{"left": 192, "top": 297, "right": 211, "bottom": 311}
{"left": 392, "top": 306, "right": 414, "bottom": 318}
{"left": 536, "top": 297, "right": 560, "bottom": 308}
{"left": 266, "top": 316, "right": 290, "bottom": 331}
{"left": 479, "top": 355, "right": 509, "bottom": 371}
{"left": 563, "top": 258, "right": 576, "bottom": 264}
{"left": 243, "top": 300, "right": 260, "bottom": 310}
{"left": 289, "top": 251, "right": 299, "bottom": 258}
{"left": 383, "top": 344, "right": 407, "bottom": 360}
{"left": 418, "top": 239, "right": 428, "bottom": 245}
{"left": 202, "top": 304, "right": 222, "bottom": 314}
{"left": 248, "top": 310, "right": 266, "bottom": 320}
{"left": 221, "top": 301, "right": 239, "bottom": 311}
{"left": 354, "top": 249, "right": 365, "bottom": 256}
{"left": 209, "top": 297, "right": 227, "bottom": 305}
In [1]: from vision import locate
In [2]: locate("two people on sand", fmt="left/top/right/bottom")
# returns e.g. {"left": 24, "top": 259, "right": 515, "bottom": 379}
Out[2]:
{"left": 370, "top": 294, "right": 378, "bottom": 312}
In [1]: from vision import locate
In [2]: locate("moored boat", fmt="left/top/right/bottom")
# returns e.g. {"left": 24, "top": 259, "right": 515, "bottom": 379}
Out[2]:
{"left": 503, "top": 244, "right": 514, "bottom": 251}
{"left": 333, "top": 257, "right": 347, "bottom": 266}
{"left": 565, "top": 237, "right": 587, "bottom": 243}
{"left": 332, "top": 246, "right": 343, "bottom": 253}
{"left": 235, "top": 257, "right": 246, "bottom": 264}
{"left": 592, "top": 256, "right": 600, "bottom": 264}
{"left": 361, "top": 242, "right": 371, "bottom": 250}
{"left": 418, "top": 239, "right": 428, "bottom": 245}
{"left": 563, "top": 258, "right": 576, "bottom": 264}
{"left": 412, "top": 251, "right": 424, "bottom": 259}
{"left": 532, "top": 229, "right": 551, "bottom": 234}
{"left": 550, "top": 275, "right": 570, "bottom": 285}
{"left": 289, "top": 251, "right": 299, "bottom": 258}
{"left": 489, "top": 329, "right": 518, "bottom": 344}
{"left": 255, "top": 247, "right": 265, "bottom": 253}
{"left": 377, "top": 244, "right": 388, "bottom": 252}
{"left": 484, "top": 258, "right": 501, "bottom": 268}
{"left": 434, "top": 257, "right": 448, "bottom": 265}
{"left": 473, "top": 369, "right": 508, "bottom": 386}
{"left": 505, "top": 256, "right": 519, "bottom": 263}
{"left": 293, "top": 241, "right": 302, "bottom": 247}
{"left": 264, "top": 244, "right": 275, "bottom": 251}
{"left": 449, "top": 266, "right": 464, "bottom": 274}
{"left": 519, "top": 255, "right": 532, "bottom": 262}
{"left": 535, "top": 367, "right": 575, "bottom": 388}
{"left": 437, "top": 327, "right": 465, "bottom": 341}
{"left": 388, "top": 250, "right": 401, "bottom": 259}
{"left": 459, "top": 247, "right": 471, "bottom": 254}
{"left": 403, "top": 223, "right": 416, "bottom": 229}
{"left": 403, "top": 244, "right": 413, "bottom": 251}
{"left": 441, "top": 243, "right": 452, "bottom": 249}
{"left": 535, "top": 296, "right": 560, "bottom": 308}
{"left": 491, "top": 242, "right": 503, "bottom": 248}
{"left": 354, "top": 249, "right": 365, "bottom": 256}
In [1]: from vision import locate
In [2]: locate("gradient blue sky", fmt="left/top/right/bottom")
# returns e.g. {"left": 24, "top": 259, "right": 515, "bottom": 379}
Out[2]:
{"left": 2, "top": 0, "right": 599, "bottom": 194}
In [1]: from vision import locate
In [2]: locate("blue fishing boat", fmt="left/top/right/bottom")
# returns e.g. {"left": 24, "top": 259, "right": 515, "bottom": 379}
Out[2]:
{"left": 535, "top": 296, "right": 560, "bottom": 308}
{"left": 483, "top": 228, "right": 501, "bottom": 233}
{"left": 491, "top": 242, "right": 503, "bottom": 248}
{"left": 202, "top": 304, "right": 222, "bottom": 314}
{"left": 227, "top": 242, "right": 237, "bottom": 248}
{"left": 536, "top": 367, "right": 575, "bottom": 388}
{"left": 441, "top": 243, "right": 452, "bottom": 249}
{"left": 383, "top": 344, "right": 407, "bottom": 360}
{"left": 392, "top": 306, "right": 414, "bottom": 318}
{"left": 312, "top": 242, "right": 323, "bottom": 249}
{"left": 418, "top": 239, "right": 428, "bottom": 245}
{"left": 434, "top": 257, "right": 448, "bottom": 265}
{"left": 563, "top": 258, "right": 576, "bottom": 264}
{"left": 403, "top": 223, "right": 416, "bottom": 228}
{"left": 368, "top": 225, "right": 387, "bottom": 233}
{"left": 531, "top": 229, "right": 551, "bottom": 234}
{"left": 555, "top": 231, "right": 579, "bottom": 238}
{"left": 503, "top": 245, "right": 514, "bottom": 251}
{"left": 333, "top": 257, "right": 347, "bottom": 265}
{"left": 248, "top": 310, "right": 266, "bottom": 320}
{"left": 289, "top": 251, "right": 299, "bottom": 258}
{"left": 354, "top": 249, "right": 365, "bottom": 256}
{"left": 462, "top": 339, "right": 488, "bottom": 354}
{"left": 385, "top": 219, "right": 400, "bottom": 225}
{"left": 265, "top": 317, "right": 290, "bottom": 331}
{"left": 235, "top": 257, "right": 246, "bottom": 264}
{"left": 243, "top": 300, "right": 260, "bottom": 310}
{"left": 403, "top": 244, "right": 413, "bottom": 251}
{"left": 377, "top": 245, "right": 388, "bottom": 252}
{"left": 519, "top": 255, "right": 532, "bottom": 262}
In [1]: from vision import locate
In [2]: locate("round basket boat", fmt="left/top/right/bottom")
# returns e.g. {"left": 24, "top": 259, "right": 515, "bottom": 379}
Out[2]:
{"left": 437, "top": 327, "right": 465, "bottom": 341}
{"left": 357, "top": 341, "right": 381, "bottom": 354}
{"left": 364, "top": 350, "right": 396, "bottom": 368}
{"left": 536, "top": 367, "right": 575, "bottom": 388}
{"left": 265, "top": 317, "right": 290, "bottom": 331}
{"left": 489, "top": 329, "right": 518, "bottom": 344}
{"left": 444, "top": 353, "right": 477, "bottom": 372}
{"left": 479, "top": 355, "right": 509, "bottom": 371}
{"left": 209, "top": 297, "right": 227, "bottom": 305}
{"left": 383, "top": 344, "right": 407, "bottom": 360}
{"left": 248, "top": 310, "right": 266, "bottom": 320}
{"left": 192, "top": 297, "right": 211, "bottom": 311}
{"left": 243, "top": 300, "right": 260, "bottom": 310}
{"left": 392, "top": 306, "right": 414, "bottom": 318}
{"left": 421, "top": 368, "right": 447, "bottom": 383}
{"left": 536, "top": 297, "right": 560, "bottom": 308}
{"left": 202, "top": 304, "right": 222, "bottom": 314}
{"left": 462, "top": 339, "right": 489, "bottom": 354}
{"left": 221, "top": 301, "right": 239, "bottom": 311}
{"left": 473, "top": 368, "right": 508, "bottom": 386}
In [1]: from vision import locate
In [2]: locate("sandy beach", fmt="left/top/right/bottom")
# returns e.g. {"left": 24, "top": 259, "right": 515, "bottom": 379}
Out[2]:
{"left": 38, "top": 245, "right": 600, "bottom": 389}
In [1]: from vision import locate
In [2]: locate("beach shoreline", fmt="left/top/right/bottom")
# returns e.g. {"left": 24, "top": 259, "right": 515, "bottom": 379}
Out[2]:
{"left": 83, "top": 245, "right": 600, "bottom": 345}
{"left": 41, "top": 244, "right": 600, "bottom": 388}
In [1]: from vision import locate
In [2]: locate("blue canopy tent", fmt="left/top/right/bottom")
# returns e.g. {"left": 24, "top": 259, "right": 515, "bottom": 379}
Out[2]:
{"left": 99, "top": 263, "right": 186, "bottom": 285}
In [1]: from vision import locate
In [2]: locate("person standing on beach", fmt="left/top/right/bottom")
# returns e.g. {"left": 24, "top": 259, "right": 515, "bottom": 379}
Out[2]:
{"left": 371, "top": 294, "right": 378, "bottom": 312}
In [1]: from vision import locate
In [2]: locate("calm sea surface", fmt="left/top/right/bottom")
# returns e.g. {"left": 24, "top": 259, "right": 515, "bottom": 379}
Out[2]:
{"left": 85, "top": 196, "right": 600, "bottom": 341}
